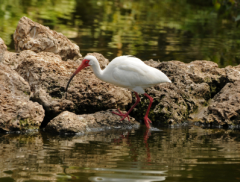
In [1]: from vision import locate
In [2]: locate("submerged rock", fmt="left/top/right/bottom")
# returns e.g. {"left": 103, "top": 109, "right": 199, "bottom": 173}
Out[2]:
{"left": 0, "top": 64, "right": 45, "bottom": 131}
{"left": 14, "top": 16, "right": 82, "bottom": 61}
{"left": 46, "top": 110, "right": 139, "bottom": 134}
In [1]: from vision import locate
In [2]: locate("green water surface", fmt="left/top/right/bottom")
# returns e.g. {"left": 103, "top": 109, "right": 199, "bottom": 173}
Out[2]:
{"left": 1, "top": 0, "right": 240, "bottom": 67}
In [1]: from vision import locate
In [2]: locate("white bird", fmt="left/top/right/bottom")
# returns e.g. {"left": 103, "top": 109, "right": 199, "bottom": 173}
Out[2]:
{"left": 65, "top": 55, "right": 171, "bottom": 128}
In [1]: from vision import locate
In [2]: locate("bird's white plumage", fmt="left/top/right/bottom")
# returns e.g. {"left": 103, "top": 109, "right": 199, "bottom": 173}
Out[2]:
{"left": 86, "top": 55, "right": 171, "bottom": 94}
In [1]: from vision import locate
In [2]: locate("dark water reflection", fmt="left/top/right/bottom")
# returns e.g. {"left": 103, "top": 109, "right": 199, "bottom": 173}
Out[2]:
{"left": 1, "top": 126, "right": 240, "bottom": 181}
{"left": 1, "top": 0, "right": 240, "bottom": 67}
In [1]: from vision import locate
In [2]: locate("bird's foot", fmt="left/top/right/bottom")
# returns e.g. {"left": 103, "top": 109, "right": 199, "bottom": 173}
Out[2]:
{"left": 112, "top": 109, "right": 130, "bottom": 121}
{"left": 144, "top": 116, "right": 152, "bottom": 128}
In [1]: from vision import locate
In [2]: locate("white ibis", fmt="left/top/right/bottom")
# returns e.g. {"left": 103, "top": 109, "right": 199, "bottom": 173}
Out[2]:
{"left": 65, "top": 55, "right": 171, "bottom": 128}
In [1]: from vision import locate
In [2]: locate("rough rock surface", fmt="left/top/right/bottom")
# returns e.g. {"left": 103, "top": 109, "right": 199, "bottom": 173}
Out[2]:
{"left": 46, "top": 110, "right": 139, "bottom": 133}
{"left": 0, "top": 38, "right": 7, "bottom": 63}
{"left": 159, "top": 60, "right": 229, "bottom": 97}
{"left": 1, "top": 48, "right": 37, "bottom": 70}
{"left": 0, "top": 64, "right": 45, "bottom": 131}
{"left": 0, "top": 38, "right": 7, "bottom": 51}
{"left": 15, "top": 52, "right": 132, "bottom": 125}
{"left": 132, "top": 60, "right": 240, "bottom": 125}
{"left": 144, "top": 59, "right": 161, "bottom": 67}
{"left": 14, "top": 16, "right": 81, "bottom": 61}
{"left": 0, "top": 38, "right": 8, "bottom": 65}
{"left": 225, "top": 65, "right": 240, "bottom": 82}
{"left": 200, "top": 81, "right": 240, "bottom": 125}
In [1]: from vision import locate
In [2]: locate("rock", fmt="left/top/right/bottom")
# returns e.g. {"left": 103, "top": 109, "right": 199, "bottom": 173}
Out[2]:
{"left": 131, "top": 83, "right": 189, "bottom": 125}
{"left": 0, "top": 38, "right": 8, "bottom": 64}
{"left": 131, "top": 60, "right": 240, "bottom": 125}
{"left": 200, "top": 81, "right": 240, "bottom": 125}
{"left": 3, "top": 50, "right": 38, "bottom": 70}
{"left": 15, "top": 52, "right": 132, "bottom": 125}
{"left": 0, "top": 38, "right": 41, "bottom": 69}
{"left": 131, "top": 61, "right": 211, "bottom": 124}
{"left": 1, "top": 52, "right": 21, "bottom": 70}
{"left": 45, "top": 110, "right": 139, "bottom": 134}
{"left": 0, "top": 64, "right": 45, "bottom": 131}
{"left": 0, "top": 38, "right": 7, "bottom": 63}
{"left": 160, "top": 60, "right": 228, "bottom": 97}
{"left": 14, "top": 16, "right": 82, "bottom": 61}
{"left": 225, "top": 65, "right": 240, "bottom": 82}
{"left": 144, "top": 59, "right": 161, "bottom": 67}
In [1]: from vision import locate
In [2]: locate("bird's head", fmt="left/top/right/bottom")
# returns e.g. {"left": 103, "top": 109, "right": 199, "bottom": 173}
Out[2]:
{"left": 65, "top": 55, "right": 97, "bottom": 95}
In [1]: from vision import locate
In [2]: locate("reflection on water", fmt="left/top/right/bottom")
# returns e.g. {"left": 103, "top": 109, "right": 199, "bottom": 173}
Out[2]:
{"left": 1, "top": 0, "right": 240, "bottom": 67}
{"left": 1, "top": 126, "right": 240, "bottom": 181}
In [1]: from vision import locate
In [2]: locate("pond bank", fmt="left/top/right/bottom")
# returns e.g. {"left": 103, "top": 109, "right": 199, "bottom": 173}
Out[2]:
{"left": 1, "top": 17, "right": 240, "bottom": 133}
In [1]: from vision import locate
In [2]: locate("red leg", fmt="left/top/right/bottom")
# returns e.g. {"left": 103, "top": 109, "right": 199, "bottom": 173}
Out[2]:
{"left": 112, "top": 92, "right": 140, "bottom": 121}
{"left": 143, "top": 93, "right": 153, "bottom": 128}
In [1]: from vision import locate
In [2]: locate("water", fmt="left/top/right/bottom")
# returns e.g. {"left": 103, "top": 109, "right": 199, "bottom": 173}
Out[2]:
{"left": 1, "top": 0, "right": 240, "bottom": 67}
{"left": 1, "top": 126, "right": 240, "bottom": 181}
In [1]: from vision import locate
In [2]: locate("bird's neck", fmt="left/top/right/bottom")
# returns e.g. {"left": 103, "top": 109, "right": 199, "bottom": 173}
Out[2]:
{"left": 90, "top": 62, "right": 104, "bottom": 81}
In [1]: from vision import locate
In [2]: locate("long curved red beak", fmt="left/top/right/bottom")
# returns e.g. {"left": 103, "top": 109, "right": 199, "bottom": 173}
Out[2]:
{"left": 65, "top": 61, "right": 88, "bottom": 96}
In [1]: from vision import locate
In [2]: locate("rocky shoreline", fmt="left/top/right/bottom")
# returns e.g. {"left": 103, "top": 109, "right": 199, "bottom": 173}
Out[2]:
{"left": 1, "top": 17, "right": 240, "bottom": 133}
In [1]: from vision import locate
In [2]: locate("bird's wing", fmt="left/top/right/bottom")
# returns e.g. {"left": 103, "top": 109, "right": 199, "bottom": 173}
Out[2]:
{"left": 117, "top": 64, "right": 146, "bottom": 75}
{"left": 112, "top": 64, "right": 146, "bottom": 88}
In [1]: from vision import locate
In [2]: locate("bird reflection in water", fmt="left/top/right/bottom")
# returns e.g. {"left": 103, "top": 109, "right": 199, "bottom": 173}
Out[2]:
{"left": 88, "top": 128, "right": 166, "bottom": 182}
{"left": 144, "top": 128, "right": 151, "bottom": 163}
{"left": 113, "top": 128, "right": 151, "bottom": 162}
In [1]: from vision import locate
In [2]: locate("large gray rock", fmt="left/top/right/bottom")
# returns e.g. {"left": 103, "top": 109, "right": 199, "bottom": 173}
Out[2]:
{"left": 46, "top": 110, "right": 139, "bottom": 134}
{"left": 0, "top": 64, "right": 45, "bottom": 131}
{"left": 15, "top": 52, "right": 132, "bottom": 125}
{"left": 14, "top": 16, "right": 82, "bottom": 61}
